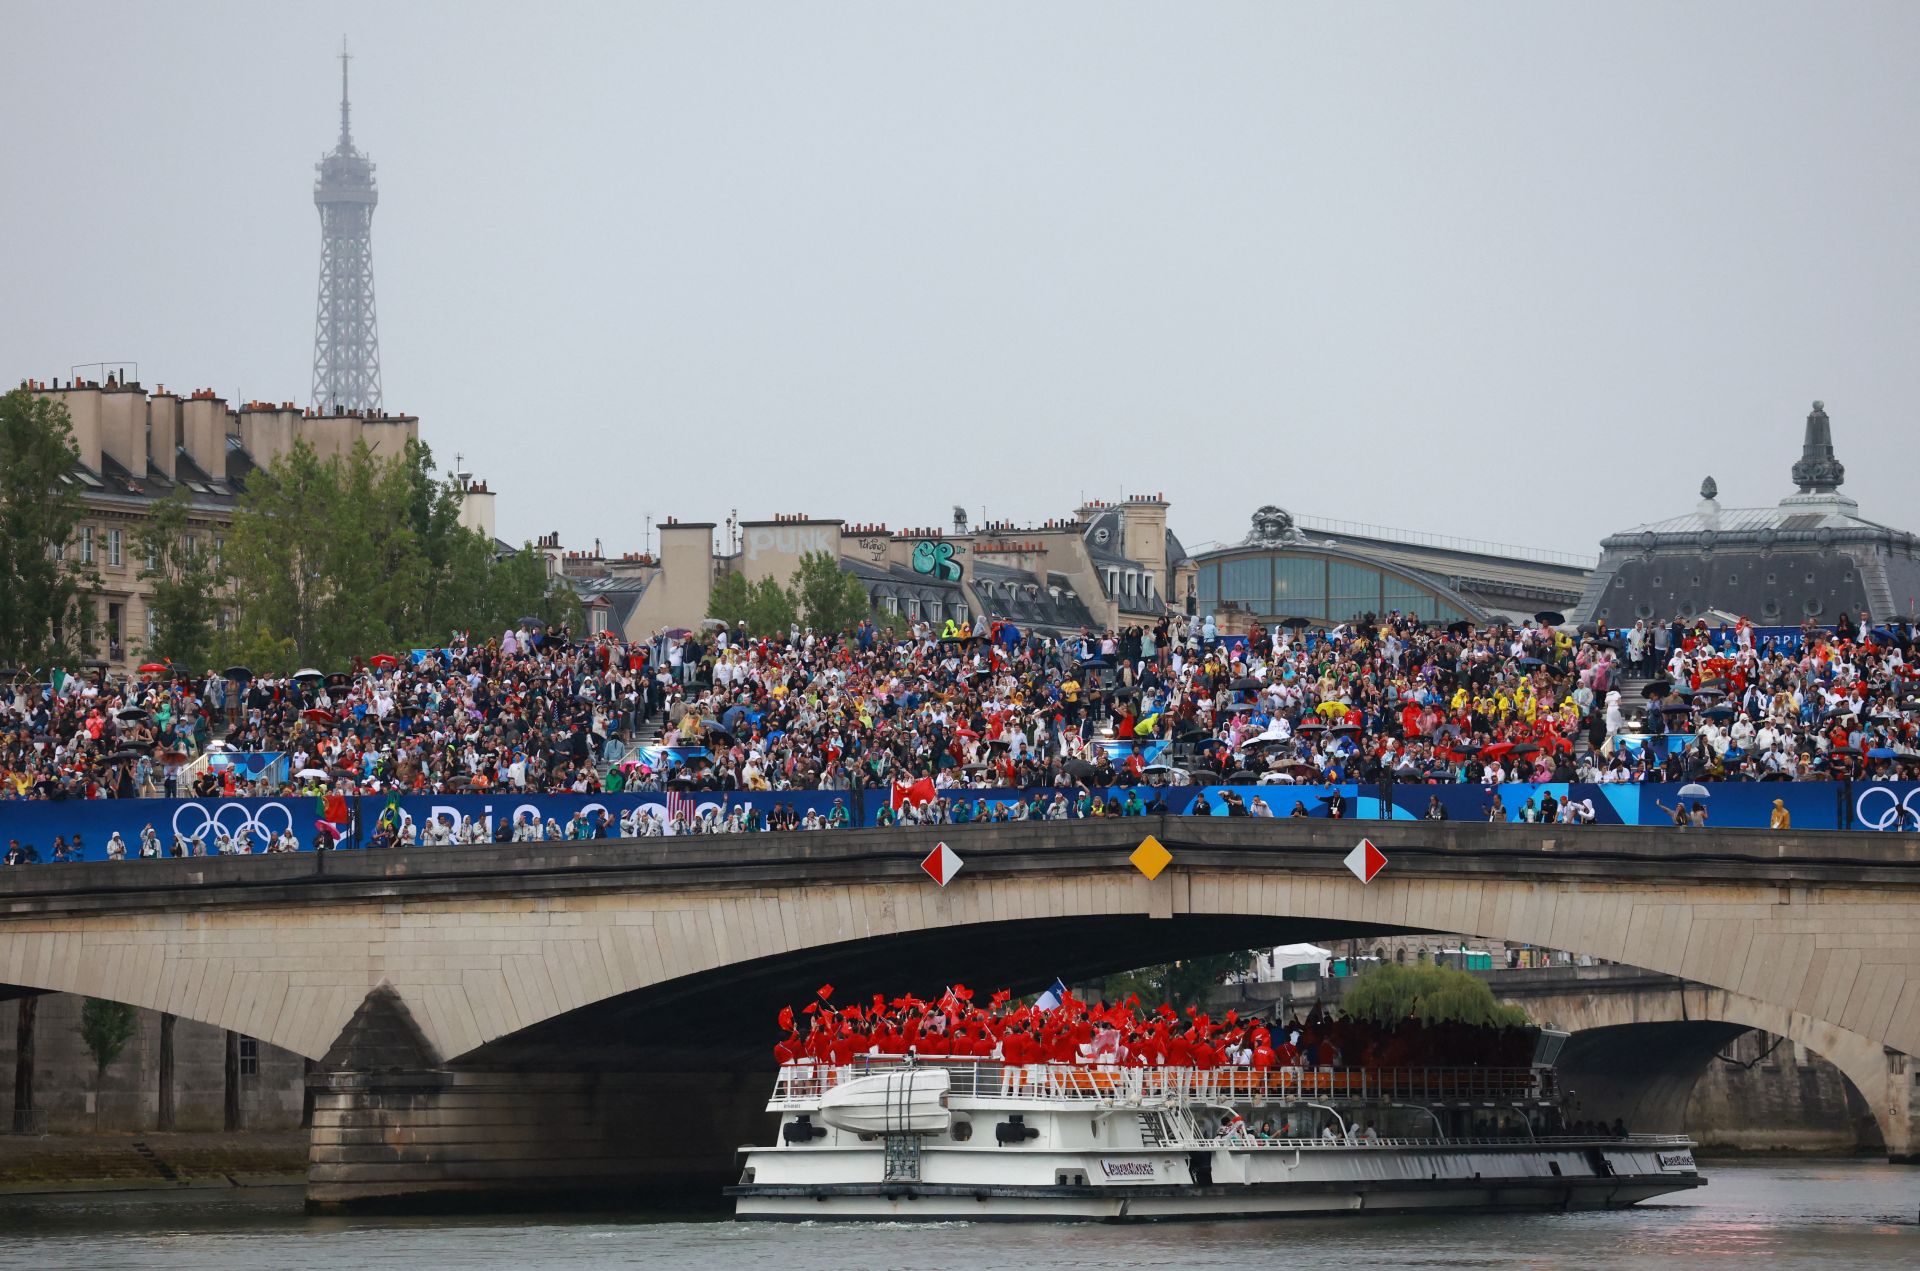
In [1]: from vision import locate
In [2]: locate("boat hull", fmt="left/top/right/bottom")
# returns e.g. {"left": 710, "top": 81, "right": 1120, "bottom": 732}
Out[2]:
{"left": 730, "top": 1172, "right": 1703, "bottom": 1221}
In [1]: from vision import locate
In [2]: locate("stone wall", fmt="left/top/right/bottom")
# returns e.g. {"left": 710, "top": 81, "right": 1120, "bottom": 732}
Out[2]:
{"left": 1687, "top": 1028, "right": 1882, "bottom": 1153}
{"left": 1, "top": 993, "right": 305, "bottom": 1133}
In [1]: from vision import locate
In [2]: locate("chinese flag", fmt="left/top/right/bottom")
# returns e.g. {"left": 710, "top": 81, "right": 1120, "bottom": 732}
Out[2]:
{"left": 890, "top": 776, "right": 937, "bottom": 810}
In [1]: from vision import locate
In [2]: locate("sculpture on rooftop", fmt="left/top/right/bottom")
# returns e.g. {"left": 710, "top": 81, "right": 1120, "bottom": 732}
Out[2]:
{"left": 1790, "top": 400, "right": 1845, "bottom": 494}
{"left": 1245, "top": 505, "right": 1309, "bottom": 548}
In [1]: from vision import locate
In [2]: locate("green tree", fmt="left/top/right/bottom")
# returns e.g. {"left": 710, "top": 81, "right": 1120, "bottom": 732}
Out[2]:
{"left": 709, "top": 570, "right": 798, "bottom": 637}
{"left": 744, "top": 576, "right": 799, "bottom": 636}
{"left": 0, "top": 388, "right": 95, "bottom": 667}
{"left": 1340, "top": 962, "right": 1530, "bottom": 1029}
{"left": 78, "top": 997, "right": 138, "bottom": 1088}
{"left": 791, "top": 551, "right": 871, "bottom": 633}
{"left": 133, "top": 489, "right": 225, "bottom": 670}
{"left": 218, "top": 439, "right": 576, "bottom": 671}
{"left": 707, "top": 570, "right": 752, "bottom": 629}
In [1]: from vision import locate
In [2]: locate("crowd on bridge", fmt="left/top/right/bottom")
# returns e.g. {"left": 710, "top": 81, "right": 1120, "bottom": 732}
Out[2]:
{"left": 4, "top": 607, "right": 1920, "bottom": 848}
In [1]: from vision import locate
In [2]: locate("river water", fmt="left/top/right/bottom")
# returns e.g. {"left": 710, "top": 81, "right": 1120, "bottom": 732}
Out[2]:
{"left": 0, "top": 1161, "right": 1913, "bottom": 1270}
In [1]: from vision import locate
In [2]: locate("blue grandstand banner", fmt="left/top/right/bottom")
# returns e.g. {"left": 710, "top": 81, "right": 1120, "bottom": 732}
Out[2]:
{"left": 4, "top": 780, "right": 1916, "bottom": 862}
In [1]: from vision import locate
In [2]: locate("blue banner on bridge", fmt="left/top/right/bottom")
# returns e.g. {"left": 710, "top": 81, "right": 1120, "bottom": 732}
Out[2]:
{"left": 5, "top": 780, "right": 1918, "bottom": 862}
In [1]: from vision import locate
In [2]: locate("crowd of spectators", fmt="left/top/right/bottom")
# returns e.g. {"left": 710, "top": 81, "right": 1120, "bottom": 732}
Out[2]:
{"left": 4, "top": 608, "right": 1919, "bottom": 828}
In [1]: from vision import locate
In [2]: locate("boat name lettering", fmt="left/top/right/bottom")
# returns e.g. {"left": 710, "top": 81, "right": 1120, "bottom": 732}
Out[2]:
{"left": 1656, "top": 1151, "right": 1696, "bottom": 1171}
{"left": 1100, "top": 1159, "right": 1156, "bottom": 1179}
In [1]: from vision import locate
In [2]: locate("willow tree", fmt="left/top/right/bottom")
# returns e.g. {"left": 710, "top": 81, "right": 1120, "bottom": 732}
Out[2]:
{"left": 1340, "top": 962, "right": 1530, "bottom": 1028}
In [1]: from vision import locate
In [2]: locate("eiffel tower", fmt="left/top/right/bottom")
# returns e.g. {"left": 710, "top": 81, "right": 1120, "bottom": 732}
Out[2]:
{"left": 310, "top": 38, "right": 384, "bottom": 413}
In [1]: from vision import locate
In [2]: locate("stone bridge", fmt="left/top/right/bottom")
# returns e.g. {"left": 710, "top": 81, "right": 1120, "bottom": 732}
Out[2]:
{"left": 0, "top": 817, "right": 1915, "bottom": 1208}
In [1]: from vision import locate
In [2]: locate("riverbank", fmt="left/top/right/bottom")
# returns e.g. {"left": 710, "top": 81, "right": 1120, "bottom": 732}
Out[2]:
{"left": 0, "top": 1131, "right": 306, "bottom": 1195}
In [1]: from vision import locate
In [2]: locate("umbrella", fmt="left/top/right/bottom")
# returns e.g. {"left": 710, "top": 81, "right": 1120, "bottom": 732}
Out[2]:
{"left": 1509, "top": 742, "right": 1541, "bottom": 756}
{"left": 82, "top": 658, "right": 109, "bottom": 669}
{"left": 1479, "top": 741, "right": 1515, "bottom": 759}
{"left": 294, "top": 767, "right": 330, "bottom": 780}
{"left": 1062, "top": 758, "right": 1099, "bottom": 781}
{"left": 1868, "top": 747, "right": 1898, "bottom": 760}
{"left": 1230, "top": 676, "right": 1262, "bottom": 692}
{"left": 662, "top": 627, "right": 691, "bottom": 639}
{"left": 519, "top": 615, "right": 548, "bottom": 628}
{"left": 369, "top": 653, "right": 399, "bottom": 671}
{"left": 1331, "top": 723, "right": 1362, "bottom": 734}
{"left": 1517, "top": 656, "right": 1543, "bottom": 667}
{"left": 293, "top": 667, "right": 325, "bottom": 680}
{"left": 1296, "top": 719, "right": 1327, "bottom": 733}
{"left": 1659, "top": 700, "right": 1693, "bottom": 714}
{"left": 1447, "top": 620, "right": 1474, "bottom": 636}
{"left": 302, "top": 708, "right": 335, "bottom": 724}
{"left": 115, "top": 707, "right": 148, "bottom": 721}
{"left": 1534, "top": 611, "right": 1566, "bottom": 626}
{"left": 104, "top": 748, "right": 144, "bottom": 763}
{"left": 0, "top": 667, "right": 25, "bottom": 680}
{"left": 1641, "top": 680, "right": 1674, "bottom": 700}
{"left": 325, "top": 672, "right": 351, "bottom": 689}
{"left": 1280, "top": 762, "right": 1322, "bottom": 779}
{"left": 223, "top": 665, "right": 253, "bottom": 682}
{"left": 1275, "top": 616, "right": 1310, "bottom": 630}
{"left": 1702, "top": 705, "right": 1735, "bottom": 720}
{"left": 1676, "top": 783, "right": 1711, "bottom": 799}
{"left": 137, "top": 662, "right": 169, "bottom": 675}
{"left": 160, "top": 750, "right": 189, "bottom": 764}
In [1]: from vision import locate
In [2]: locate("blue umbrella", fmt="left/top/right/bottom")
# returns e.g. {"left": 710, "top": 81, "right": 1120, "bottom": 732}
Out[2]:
{"left": 1869, "top": 747, "right": 1898, "bottom": 759}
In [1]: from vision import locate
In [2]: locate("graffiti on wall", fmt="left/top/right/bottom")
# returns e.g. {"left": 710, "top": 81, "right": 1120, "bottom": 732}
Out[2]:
{"left": 744, "top": 525, "right": 833, "bottom": 562}
{"left": 911, "top": 539, "right": 963, "bottom": 583}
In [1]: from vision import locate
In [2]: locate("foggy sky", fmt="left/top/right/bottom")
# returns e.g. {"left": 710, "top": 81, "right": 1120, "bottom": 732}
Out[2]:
{"left": 5, "top": 1, "right": 1918, "bottom": 559}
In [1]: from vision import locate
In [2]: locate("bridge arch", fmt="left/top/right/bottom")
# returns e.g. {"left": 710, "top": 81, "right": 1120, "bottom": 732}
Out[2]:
{"left": 1504, "top": 979, "right": 1899, "bottom": 1154}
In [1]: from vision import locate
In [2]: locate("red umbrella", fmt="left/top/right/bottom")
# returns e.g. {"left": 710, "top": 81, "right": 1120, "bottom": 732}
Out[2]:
{"left": 1478, "top": 741, "right": 1515, "bottom": 759}
{"left": 302, "top": 708, "right": 335, "bottom": 724}
{"left": 137, "top": 662, "right": 168, "bottom": 675}
{"left": 369, "top": 653, "right": 399, "bottom": 671}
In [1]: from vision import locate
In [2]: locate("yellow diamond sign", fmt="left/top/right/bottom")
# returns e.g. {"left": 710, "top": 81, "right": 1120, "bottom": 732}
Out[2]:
{"left": 1130, "top": 835, "right": 1172, "bottom": 881}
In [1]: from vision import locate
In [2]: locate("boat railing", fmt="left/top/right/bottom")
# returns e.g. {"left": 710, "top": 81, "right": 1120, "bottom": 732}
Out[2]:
{"left": 768, "top": 1058, "right": 1547, "bottom": 1108}
{"left": 1189, "top": 1132, "right": 1695, "bottom": 1151}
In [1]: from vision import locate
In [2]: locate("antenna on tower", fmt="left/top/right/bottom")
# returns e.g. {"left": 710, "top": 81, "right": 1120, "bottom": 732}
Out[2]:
{"left": 338, "top": 36, "right": 352, "bottom": 149}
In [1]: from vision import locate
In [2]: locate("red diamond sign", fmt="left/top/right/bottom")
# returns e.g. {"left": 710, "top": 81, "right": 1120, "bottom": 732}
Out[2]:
{"left": 921, "top": 841, "right": 964, "bottom": 886}
{"left": 1344, "top": 837, "right": 1387, "bottom": 884}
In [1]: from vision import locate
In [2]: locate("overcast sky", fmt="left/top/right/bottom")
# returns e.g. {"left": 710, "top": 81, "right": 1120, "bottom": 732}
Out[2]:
{"left": 6, "top": 2, "right": 1918, "bottom": 558}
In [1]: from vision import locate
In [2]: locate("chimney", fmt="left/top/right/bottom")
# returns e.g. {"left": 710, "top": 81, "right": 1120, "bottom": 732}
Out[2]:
{"left": 98, "top": 383, "right": 146, "bottom": 479}
{"left": 179, "top": 392, "right": 233, "bottom": 479}
{"left": 148, "top": 391, "right": 180, "bottom": 480}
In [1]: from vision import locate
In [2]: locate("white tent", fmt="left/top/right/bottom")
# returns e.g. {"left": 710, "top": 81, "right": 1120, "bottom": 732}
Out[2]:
{"left": 1253, "top": 942, "right": 1332, "bottom": 982}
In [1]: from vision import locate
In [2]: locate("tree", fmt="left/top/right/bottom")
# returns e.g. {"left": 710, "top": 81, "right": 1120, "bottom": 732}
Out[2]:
{"left": 134, "top": 489, "right": 224, "bottom": 670}
{"left": 0, "top": 388, "right": 95, "bottom": 667}
{"left": 709, "top": 571, "right": 798, "bottom": 636}
{"left": 707, "top": 570, "right": 752, "bottom": 629}
{"left": 79, "top": 997, "right": 139, "bottom": 1121}
{"left": 1340, "top": 962, "right": 1531, "bottom": 1029}
{"left": 218, "top": 438, "right": 578, "bottom": 671}
{"left": 792, "top": 551, "right": 871, "bottom": 633}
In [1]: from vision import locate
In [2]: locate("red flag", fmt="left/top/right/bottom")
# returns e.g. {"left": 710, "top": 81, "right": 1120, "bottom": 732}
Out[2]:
{"left": 777, "top": 1006, "right": 794, "bottom": 1031}
{"left": 817, "top": 983, "right": 834, "bottom": 1001}
{"left": 890, "top": 776, "right": 937, "bottom": 810}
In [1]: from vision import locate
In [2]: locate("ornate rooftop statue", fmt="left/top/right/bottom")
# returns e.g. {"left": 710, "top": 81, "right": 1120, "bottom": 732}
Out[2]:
{"left": 1790, "top": 400, "right": 1845, "bottom": 494}
{"left": 1245, "top": 505, "right": 1309, "bottom": 547}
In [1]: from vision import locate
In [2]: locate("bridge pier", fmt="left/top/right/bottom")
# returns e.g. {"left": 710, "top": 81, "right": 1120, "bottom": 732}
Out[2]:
{"left": 304, "top": 984, "right": 767, "bottom": 1211}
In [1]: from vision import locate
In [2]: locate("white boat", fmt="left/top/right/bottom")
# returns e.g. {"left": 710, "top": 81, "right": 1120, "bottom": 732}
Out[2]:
{"left": 729, "top": 1042, "right": 1704, "bottom": 1221}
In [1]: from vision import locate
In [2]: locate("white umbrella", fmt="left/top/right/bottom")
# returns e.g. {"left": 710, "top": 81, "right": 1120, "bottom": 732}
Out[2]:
{"left": 1676, "top": 782, "right": 1711, "bottom": 799}
{"left": 295, "top": 767, "right": 329, "bottom": 780}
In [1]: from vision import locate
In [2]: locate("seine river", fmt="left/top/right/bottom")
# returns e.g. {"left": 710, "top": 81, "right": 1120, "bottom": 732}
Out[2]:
{"left": 0, "top": 1161, "right": 1912, "bottom": 1270}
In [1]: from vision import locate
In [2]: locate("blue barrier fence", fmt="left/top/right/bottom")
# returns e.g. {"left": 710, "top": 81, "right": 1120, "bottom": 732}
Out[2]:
{"left": 3, "top": 780, "right": 1916, "bottom": 862}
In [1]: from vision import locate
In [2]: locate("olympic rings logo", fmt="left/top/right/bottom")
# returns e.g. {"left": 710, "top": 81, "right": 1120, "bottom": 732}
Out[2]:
{"left": 1854, "top": 786, "right": 1920, "bottom": 832}
{"left": 170, "top": 800, "right": 296, "bottom": 847}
